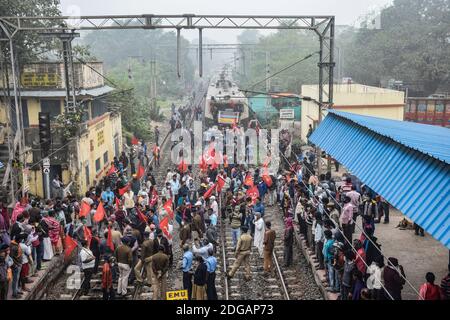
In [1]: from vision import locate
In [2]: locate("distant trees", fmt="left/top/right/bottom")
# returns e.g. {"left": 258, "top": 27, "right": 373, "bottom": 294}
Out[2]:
{"left": 342, "top": 0, "right": 450, "bottom": 95}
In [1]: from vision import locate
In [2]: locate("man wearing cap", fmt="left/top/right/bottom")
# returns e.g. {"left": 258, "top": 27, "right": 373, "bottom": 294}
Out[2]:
{"left": 227, "top": 226, "right": 252, "bottom": 281}
{"left": 253, "top": 212, "right": 265, "bottom": 258}
{"left": 229, "top": 207, "right": 242, "bottom": 248}
{"left": 115, "top": 238, "right": 133, "bottom": 296}
{"left": 192, "top": 210, "right": 204, "bottom": 239}
{"left": 134, "top": 227, "right": 156, "bottom": 287}
{"left": 327, "top": 202, "right": 340, "bottom": 229}
{"left": 151, "top": 245, "right": 169, "bottom": 300}
{"left": 179, "top": 218, "right": 191, "bottom": 248}
{"left": 263, "top": 221, "right": 276, "bottom": 273}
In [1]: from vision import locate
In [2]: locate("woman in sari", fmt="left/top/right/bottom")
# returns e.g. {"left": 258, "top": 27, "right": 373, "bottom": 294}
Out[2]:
{"left": 11, "top": 197, "right": 29, "bottom": 224}
{"left": 43, "top": 210, "right": 62, "bottom": 256}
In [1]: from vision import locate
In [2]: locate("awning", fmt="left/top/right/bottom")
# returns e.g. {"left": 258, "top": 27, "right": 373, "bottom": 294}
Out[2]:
{"left": 309, "top": 110, "right": 450, "bottom": 249}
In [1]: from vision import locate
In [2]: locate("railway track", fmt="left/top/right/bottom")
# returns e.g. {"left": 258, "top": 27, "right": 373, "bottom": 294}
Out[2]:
{"left": 47, "top": 83, "right": 208, "bottom": 301}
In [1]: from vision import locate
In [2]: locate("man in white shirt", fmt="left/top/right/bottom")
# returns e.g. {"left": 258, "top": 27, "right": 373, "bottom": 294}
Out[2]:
{"left": 123, "top": 190, "right": 135, "bottom": 211}
{"left": 79, "top": 240, "right": 95, "bottom": 295}
{"left": 210, "top": 196, "right": 218, "bottom": 217}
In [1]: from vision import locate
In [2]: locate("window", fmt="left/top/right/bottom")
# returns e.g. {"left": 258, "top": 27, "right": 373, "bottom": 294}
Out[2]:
{"left": 40, "top": 99, "right": 61, "bottom": 120}
{"left": 436, "top": 102, "right": 444, "bottom": 113}
{"left": 103, "top": 151, "right": 108, "bottom": 165}
{"left": 95, "top": 158, "right": 101, "bottom": 172}
{"left": 410, "top": 102, "right": 416, "bottom": 112}
{"left": 85, "top": 164, "right": 90, "bottom": 187}
{"left": 417, "top": 102, "right": 426, "bottom": 112}
{"left": 91, "top": 100, "right": 108, "bottom": 119}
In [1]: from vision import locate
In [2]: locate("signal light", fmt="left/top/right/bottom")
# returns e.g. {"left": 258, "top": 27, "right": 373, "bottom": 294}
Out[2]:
{"left": 38, "top": 112, "right": 51, "bottom": 156}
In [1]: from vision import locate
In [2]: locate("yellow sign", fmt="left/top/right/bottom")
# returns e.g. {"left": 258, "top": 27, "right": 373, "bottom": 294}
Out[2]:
{"left": 166, "top": 290, "right": 188, "bottom": 300}
{"left": 21, "top": 72, "right": 58, "bottom": 87}
{"left": 97, "top": 130, "right": 104, "bottom": 147}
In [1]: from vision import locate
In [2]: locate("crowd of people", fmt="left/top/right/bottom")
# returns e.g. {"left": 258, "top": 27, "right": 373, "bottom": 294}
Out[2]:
{"left": 0, "top": 100, "right": 449, "bottom": 302}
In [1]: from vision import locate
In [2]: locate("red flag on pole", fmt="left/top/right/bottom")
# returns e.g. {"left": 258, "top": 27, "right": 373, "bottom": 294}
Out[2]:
{"left": 163, "top": 198, "right": 174, "bottom": 220}
{"left": 149, "top": 189, "right": 159, "bottom": 207}
{"left": 79, "top": 201, "right": 91, "bottom": 218}
{"left": 106, "top": 227, "right": 114, "bottom": 252}
{"left": 216, "top": 175, "right": 226, "bottom": 193}
{"left": 64, "top": 235, "right": 78, "bottom": 260}
{"left": 159, "top": 216, "right": 172, "bottom": 240}
{"left": 262, "top": 174, "right": 273, "bottom": 188}
{"left": 244, "top": 173, "right": 254, "bottom": 187}
{"left": 178, "top": 159, "right": 187, "bottom": 174}
{"left": 203, "top": 183, "right": 217, "bottom": 200}
{"left": 131, "top": 136, "right": 139, "bottom": 145}
{"left": 93, "top": 202, "right": 106, "bottom": 223}
{"left": 136, "top": 207, "right": 148, "bottom": 224}
{"left": 136, "top": 163, "right": 145, "bottom": 179}
{"left": 107, "top": 164, "right": 116, "bottom": 176}
{"left": 83, "top": 226, "right": 92, "bottom": 248}
{"left": 199, "top": 155, "right": 208, "bottom": 172}
{"left": 246, "top": 185, "right": 259, "bottom": 205}
{"left": 119, "top": 183, "right": 130, "bottom": 196}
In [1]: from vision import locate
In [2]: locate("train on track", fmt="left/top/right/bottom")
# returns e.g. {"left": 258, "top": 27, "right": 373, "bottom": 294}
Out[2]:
{"left": 204, "top": 68, "right": 250, "bottom": 128}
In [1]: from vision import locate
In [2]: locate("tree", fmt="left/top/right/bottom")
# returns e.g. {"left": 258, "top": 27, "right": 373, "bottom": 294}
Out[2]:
{"left": 0, "top": 0, "right": 61, "bottom": 62}
{"left": 236, "top": 29, "right": 319, "bottom": 93}
{"left": 341, "top": 0, "right": 450, "bottom": 95}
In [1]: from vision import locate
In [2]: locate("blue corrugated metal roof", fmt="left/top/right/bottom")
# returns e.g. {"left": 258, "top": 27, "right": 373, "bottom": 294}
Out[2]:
{"left": 309, "top": 112, "right": 450, "bottom": 249}
{"left": 329, "top": 110, "right": 450, "bottom": 164}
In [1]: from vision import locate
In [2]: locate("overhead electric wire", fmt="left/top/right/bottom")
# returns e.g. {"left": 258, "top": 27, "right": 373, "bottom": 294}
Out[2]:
{"left": 254, "top": 117, "right": 421, "bottom": 300}
{"left": 244, "top": 51, "right": 319, "bottom": 91}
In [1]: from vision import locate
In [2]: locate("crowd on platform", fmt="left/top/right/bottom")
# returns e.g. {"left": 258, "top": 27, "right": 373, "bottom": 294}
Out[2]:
{"left": 0, "top": 102, "right": 449, "bottom": 301}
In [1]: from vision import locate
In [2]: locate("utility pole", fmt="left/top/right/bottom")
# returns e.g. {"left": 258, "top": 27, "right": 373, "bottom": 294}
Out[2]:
{"left": 265, "top": 51, "right": 271, "bottom": 92}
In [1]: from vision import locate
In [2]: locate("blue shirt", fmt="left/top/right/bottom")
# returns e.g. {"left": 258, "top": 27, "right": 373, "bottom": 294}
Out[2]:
{"left": 210, "top": 213, "right": 217, "bottom": 226}
{"left": 170, "top": 180, "right": 180, "bottom": 195}
{"left": 254, "top": 202, "right": 265, "bottom": 217}
{"left": 205, "top": 256, "right": 217, "bottom": 273}
{"left": 323, "top": 239, "right": 335, "bottom": 262}
{"left": 182, "top": 251, "right": 193, "bottom": 272}
{"left": 101, "top": 191, "right": 114, "bottom": 206}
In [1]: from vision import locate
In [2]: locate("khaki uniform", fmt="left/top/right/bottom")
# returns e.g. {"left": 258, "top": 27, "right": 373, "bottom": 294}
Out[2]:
{"left": 134, "top": 239, "right": 156, "bottom": 286}
{"left": 228, "top": 233, "right": 252, "bottom": 280}
{"left": 192, "top": 214, "right": 203, "bottom": 239}
{"left": 151, "top": 251, "right": 169, "bottom": 300}
{"left": 263, "top": 229, "right": 276, "bottom": 272}
{"left": 179, "top": 223, "right": 191, "bottom": 247}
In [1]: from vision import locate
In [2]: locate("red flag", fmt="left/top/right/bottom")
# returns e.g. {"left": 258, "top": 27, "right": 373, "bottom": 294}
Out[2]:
{"left": 64, "top": 235, "right": 78, "bottom": 260}
{"left": 136, "top": 207, "right": 148, "bottom": 223}
{"left": 159, "top": 216, "right": 172, "bottom": 240}
{"left": 203, "top": 183, "right": 217, "bottom": 200}
{"left": 93, "top": 202, "right": 106, "bottom": 223}
{"left": 106, "top": 227, "right": 114, "bottom": 251}
{"left": 262, "top": 174, "right": 273, "bottom": 188}
{"left": 119, "top": 183, "right": 130, "bottom": 196}
{"left": 79, "top": 201, "right": 91, "bottom": 218}
{"left": 199, "top": 155, "right": 208, "bottom": 172}
{"left": 115, "top": 197, "right": 121, "bottom": 210}
{"left": 107, "top": 164, "right": 116, "bottom": 176}
{"left": 163, "top": 198, "right": 174, "bottom": 219}
{"left": 83, "top": 226, "right": 92, "bottom": 248}
{"left": 246, "top": 185, "right": 259, "bottom": 205}
{"left": 244, "top": 173, "right": 254, "bottom": 187}
{"left": 131, "top": 136, "right": 139, "bottom": 145}
{"left": 216, "top": 175, "right": 226, "bottom": 193}
{"left": 178, "top": 159, "right": 187, "bottom": 174}
{"left": 150, "top": 189, "right": 159, "bottom": 207}
{"left": 136, "top": 163, "right": 145, "bottom": 179}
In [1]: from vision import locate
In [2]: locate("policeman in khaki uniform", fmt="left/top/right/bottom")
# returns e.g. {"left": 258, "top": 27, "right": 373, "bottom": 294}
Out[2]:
{"left": 134, "top": 227, "right": 156, "bottom": 286}
{"left": 227, "top": 226, "right": 253, "bottom": 281}
{"left": 151, "top": 245, "right": 169, "bottom": 300}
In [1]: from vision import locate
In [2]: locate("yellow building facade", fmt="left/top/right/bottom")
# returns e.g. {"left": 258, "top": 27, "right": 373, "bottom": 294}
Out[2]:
{"left": 0, "top": 61, "right": 122, "bottom": 198}
{"left": 300, "top": 84, "right": 405, "bottom": 142}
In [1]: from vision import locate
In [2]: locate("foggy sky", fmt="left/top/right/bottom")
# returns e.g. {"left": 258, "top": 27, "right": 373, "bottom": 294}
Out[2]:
{"left": 60, "top": 0, "right": 393, "bottom": 42}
